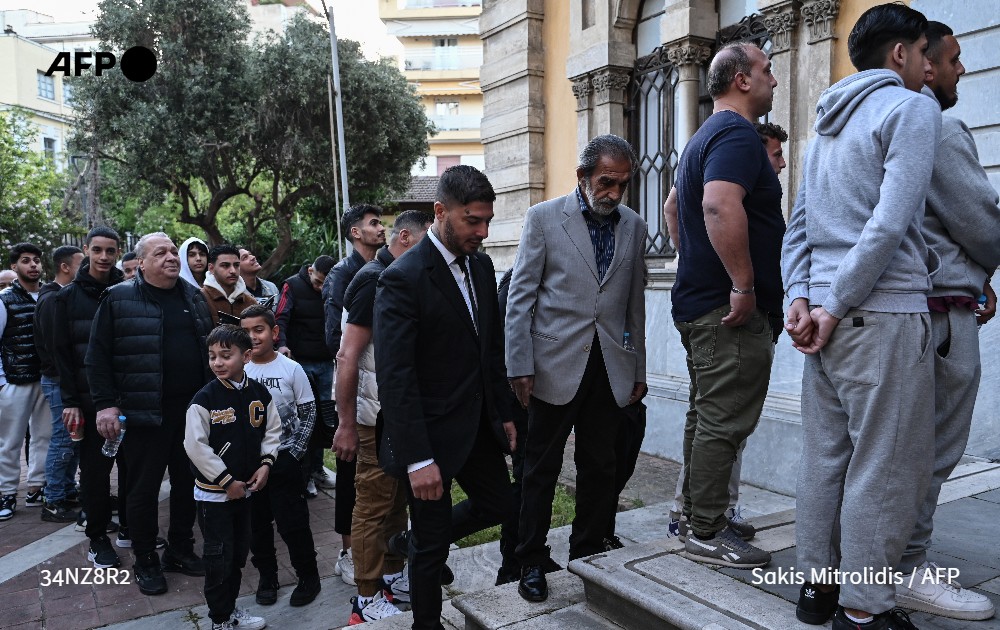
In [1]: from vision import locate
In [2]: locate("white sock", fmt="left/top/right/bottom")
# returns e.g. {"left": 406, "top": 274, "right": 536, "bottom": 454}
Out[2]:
{"left": 384, "top": 571, "right": 403, "bottom": 583}
{"left": 358, "top": 594, "right": 374, "bottom": 607}
{"left": 844, "top": 611, "right": 874, "bottom": 624}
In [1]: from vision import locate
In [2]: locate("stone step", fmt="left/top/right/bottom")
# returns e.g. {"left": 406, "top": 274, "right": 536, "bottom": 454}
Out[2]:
{"left": 452, "top": 569, "right": 589, "bottom": 629}
{"left": 568, "top": 511, "right": 812, "bottom": 630}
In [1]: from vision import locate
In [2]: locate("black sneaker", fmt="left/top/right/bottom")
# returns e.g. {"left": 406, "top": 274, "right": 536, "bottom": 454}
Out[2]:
{"left": 161, "top": 545, "right": 206, "bottom": 576}
{"left": 116, "top": 527, "right": 167, "bottom": 550}
{"left": 87, "top": 536, "right": 122, "bottom": 569}
{"left": 796, "top": 583, "right": 839, "bottom": 624}
{"left": 603, "top": 535, "right": 625, "bottom": 551}
{"left": 0, "top": 494, "right": 16, "bottom": 521}
{"left": 75, "top": 510, "right": 86, "bottom": 531}
{"left": 24, "top": 488, "right": 44, "bottom": 507}
{"left": 289, "top": 573, "right": 321, "bottom": 607}
{"left": 832, "top": 606, "right": 919, "bottom": 630}
{"left": 41, "top": 501, "right": 80, "bottom": 523}
{"left": 387, "top": 531, "right": 454, "bottom": 584}
{"left": 134, "top": 552, "right": 168, "bottom": 595}
{"left": 256, "top": 572, "right": 279, "bottom": 606}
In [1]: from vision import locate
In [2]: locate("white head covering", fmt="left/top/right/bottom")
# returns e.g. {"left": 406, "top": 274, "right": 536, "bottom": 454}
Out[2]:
{"left": 178, "top": 236, "right": 208, "bottom": 288}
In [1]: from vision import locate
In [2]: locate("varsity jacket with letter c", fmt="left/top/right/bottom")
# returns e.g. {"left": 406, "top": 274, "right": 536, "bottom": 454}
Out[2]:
{"left": 184, "top": 374, "right": 281, "bottom": 495}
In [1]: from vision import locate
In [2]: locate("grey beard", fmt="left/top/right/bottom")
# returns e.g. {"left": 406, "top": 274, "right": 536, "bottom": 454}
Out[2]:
{"left": 584, "top": 183, "right": 618, "bottom": 216}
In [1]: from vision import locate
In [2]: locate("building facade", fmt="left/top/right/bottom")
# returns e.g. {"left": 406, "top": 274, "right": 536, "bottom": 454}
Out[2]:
{"left": 481, "top": 0, "right": 1000, "bottom": 494}
{"left": 379, "top": 0, "right": 486, "bottom": 177}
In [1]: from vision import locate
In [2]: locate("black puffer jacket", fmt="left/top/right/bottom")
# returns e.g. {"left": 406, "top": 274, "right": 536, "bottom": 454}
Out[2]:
{"left": 0, "top": 279, "right": 40, "bottom": 384}
{"left": 53, "top": 261, "right": 124, "bottom": 409}
{"left": 85, "top": 271, "right": 213, "bottom": 427}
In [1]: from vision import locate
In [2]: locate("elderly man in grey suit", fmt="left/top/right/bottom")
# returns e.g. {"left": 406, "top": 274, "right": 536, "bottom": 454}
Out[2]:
{"left": 506, "top": 134, "right": 647, "bottom": 603}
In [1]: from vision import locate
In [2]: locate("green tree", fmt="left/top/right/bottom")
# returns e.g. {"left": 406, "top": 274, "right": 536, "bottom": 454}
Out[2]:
{"left": 0, "top": 109, "right": 77, "bottom": 256}
{"left": 75, "top": 1, "right": 431, "bottom": 275}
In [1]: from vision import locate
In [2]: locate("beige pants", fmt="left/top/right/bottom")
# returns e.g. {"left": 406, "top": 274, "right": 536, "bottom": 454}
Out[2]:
{"left": 352, "top": 424, "right": 408, "bottom": 595}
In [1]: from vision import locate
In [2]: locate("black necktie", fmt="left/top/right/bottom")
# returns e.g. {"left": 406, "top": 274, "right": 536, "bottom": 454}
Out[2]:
{"left": 457, "top": 256, "right": 479, "bottom": 333}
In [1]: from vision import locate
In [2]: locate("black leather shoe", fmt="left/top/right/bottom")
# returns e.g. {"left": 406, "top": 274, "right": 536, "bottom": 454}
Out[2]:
{"left": 289, "top": 573, "right": 321, "bottom": 606}
{"left": 134, "top": 552, "right": 168, "bottom": 595}
{"left": 161, "top": 546, "right": 206, "bottom": 577}
{"left": 518, "top": 565, "right": 548, "bottom": 602}
{"left": 388, "top": 531, "right": 454, "bottom": 585}
{"left": 256, "top": 572, "right": 279, "bottom": 606}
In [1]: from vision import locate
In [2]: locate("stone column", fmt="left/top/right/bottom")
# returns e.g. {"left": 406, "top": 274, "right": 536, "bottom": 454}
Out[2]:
{"left": 799, "top": 0, "right": 839, "bottom": 132}
{"left": 665, "top": 38, "right": 712, "bottom": 154}
{"left": 479, "top": 0, "right": 546, "bottom": 268}
{"left": 759, "top": 0, "right": 799, "bottom": 214}
{"left": 590, "top": 66, "right": 631, "bottom": 139}
{"left": 571, "top": 74, "right": 594, "bottom": 154}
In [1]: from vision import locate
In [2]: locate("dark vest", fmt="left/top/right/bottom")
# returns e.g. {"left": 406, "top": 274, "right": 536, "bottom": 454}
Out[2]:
{"left": 284, "top": 269, "right": 331, "bottom": 361}
{"left": 1, "top": 280, "right": 40, "bottom": 384}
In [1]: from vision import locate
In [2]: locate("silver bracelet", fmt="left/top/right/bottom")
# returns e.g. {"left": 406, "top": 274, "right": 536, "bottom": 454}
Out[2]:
{"left": 731, "top": 286, "right": 754, "bottom": 295}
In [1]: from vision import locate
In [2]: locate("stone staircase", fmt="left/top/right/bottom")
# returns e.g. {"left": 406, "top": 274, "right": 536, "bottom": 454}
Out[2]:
{"left": 359, "top": 508, "right": 811, "bottom": 630}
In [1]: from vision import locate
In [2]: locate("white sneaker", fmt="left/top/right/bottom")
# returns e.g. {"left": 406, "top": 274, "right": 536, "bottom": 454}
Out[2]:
{"left": 385, "top": 571, "right": 410, "bottom": 604}
{"left": 334, "top": 548, "right": 356, "bottom": 586}
{"left": 229, "top": 606, "right": 266, "bottom": 630}
{"left": 896, "top": 561, "right": 995, "bottom": 621}
{"left": 358, "top": 591, "right": 401, "bottom": 622}
{"left": 311, "top": 469, "right": 336, "bottom": 490}
{"left": 305, "top": 479, "right": 317, "bottom": 498}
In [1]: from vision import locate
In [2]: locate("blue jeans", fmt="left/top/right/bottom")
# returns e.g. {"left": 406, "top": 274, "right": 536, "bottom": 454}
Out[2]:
{"left": 299, "top": 360, "right": 333, "bottom": 474}
{"left": 41, "top": 376, "right": 79, "bottom": 503}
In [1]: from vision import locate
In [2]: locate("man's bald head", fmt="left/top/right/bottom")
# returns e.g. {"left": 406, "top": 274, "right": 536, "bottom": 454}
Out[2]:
{"left": 707, "top": 42, "right": 759, "bottom": 99}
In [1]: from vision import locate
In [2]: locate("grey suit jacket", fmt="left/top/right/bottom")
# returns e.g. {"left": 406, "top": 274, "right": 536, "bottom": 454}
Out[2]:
{"left": 505, "top": 191, "right": 647, "bottom": 407}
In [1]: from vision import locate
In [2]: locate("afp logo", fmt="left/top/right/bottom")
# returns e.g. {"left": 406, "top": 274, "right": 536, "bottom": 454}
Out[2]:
{"left": 45, "top": 45, "right": 157, "bottom": 82}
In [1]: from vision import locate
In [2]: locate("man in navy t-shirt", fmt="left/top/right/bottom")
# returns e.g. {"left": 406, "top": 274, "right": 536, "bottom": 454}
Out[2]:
{"left": 664, "top": 41, "right": 784, "bottom": 570}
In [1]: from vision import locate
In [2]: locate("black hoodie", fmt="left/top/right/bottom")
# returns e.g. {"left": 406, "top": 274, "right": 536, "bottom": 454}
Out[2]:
{"left": 52, "top": 260, "right": 124, "bottom": 409}
{"left": 33, "top": 280, "right": 65, "bottom": 378}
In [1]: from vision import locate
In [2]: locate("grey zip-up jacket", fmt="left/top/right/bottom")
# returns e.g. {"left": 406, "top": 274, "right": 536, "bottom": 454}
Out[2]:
{"left": 782, "top": 70, "right": 942, "bottom": 317}
{"left": 919, "top": 87, "right": 1000, "bottom": 297}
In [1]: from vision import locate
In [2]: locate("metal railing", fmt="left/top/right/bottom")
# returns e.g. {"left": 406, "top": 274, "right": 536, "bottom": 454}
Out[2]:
{"left": 399, "top": 0, "right": 481, "bottom": 8}
{"left": 404, "top": 47, "right": 482, "bottom": 71}
{"left": 429, "top": 114, "right": 480, "bottom": 130}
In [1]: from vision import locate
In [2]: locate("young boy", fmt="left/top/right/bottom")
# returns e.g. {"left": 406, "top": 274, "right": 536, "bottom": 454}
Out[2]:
{"left": 239, "top": 304, "right": 321, "bottom": 606}
{"left": 184, "top": 325, "right": 281, "bottom": 630}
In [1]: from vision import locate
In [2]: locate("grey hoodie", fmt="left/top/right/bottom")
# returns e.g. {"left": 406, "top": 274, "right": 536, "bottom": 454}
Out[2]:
{"left": 919, "top": 87, "right": 1000, "bottom": 298}
{"left": 782, "top": 70, "right": 942, "bottom": 318}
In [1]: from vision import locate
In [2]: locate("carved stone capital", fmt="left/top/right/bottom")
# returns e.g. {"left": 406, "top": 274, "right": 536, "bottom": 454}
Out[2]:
{"left": 760, "top": 2, "right": 798, "bottom": 54}
{"left": 801, "top": 0, "right": 839, "bottom": 44}
{"left": 664, "top": 42, "right": 712, "bottom": 68}
{"left": 591, "top": 67, "right": 630, "bottom": 105}
{"left": 571, "top": 74, "right": 592, "bottom": 111}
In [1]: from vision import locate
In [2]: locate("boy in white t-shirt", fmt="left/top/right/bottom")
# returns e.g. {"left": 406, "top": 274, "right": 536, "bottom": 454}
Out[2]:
{"left": 240, "top": 305, "right": 321, "bottom": 607}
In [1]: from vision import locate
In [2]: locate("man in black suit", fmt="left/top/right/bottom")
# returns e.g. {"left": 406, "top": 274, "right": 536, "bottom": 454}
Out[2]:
{"left": 374, "top": 165, "right": 517, "bottom": 630}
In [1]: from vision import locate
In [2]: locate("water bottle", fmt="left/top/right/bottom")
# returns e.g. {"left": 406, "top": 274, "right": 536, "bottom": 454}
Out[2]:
{"left": 623, "top": 332, "right": 636, "bottom": 352}
{"left": 102, "top": 415, "right": 126, "bottom": 457}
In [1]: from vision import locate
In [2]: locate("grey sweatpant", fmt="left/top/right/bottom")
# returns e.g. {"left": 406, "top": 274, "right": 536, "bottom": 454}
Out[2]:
{"left": 899, "top": 308, "right": 980, "bottom": 572}
{"left": 796, "top": 310, "right": 934, "bottom": 614}
{"left": 0, "top": 381, "right": 52, "bottom": 495}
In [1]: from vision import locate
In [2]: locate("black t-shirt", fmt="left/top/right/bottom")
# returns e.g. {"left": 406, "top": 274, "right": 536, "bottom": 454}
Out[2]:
{"left": 344, "top": 272, "right": 377, "bottom": 328}
{"left": 671, "top": 111, "right": 785, "bottom": 322}
{"left": 145, "top": 283, "right": 206, "bottom": 398}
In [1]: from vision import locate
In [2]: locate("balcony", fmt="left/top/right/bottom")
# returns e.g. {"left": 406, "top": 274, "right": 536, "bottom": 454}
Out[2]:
{"left": 398, "top": 0, "right": 481, "bottom": 8}
{"left": 405, "top": 47, "right": 483, "bottom": 72}
{"left": 429, "top": 114, "right": 480, "bottom": 131}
